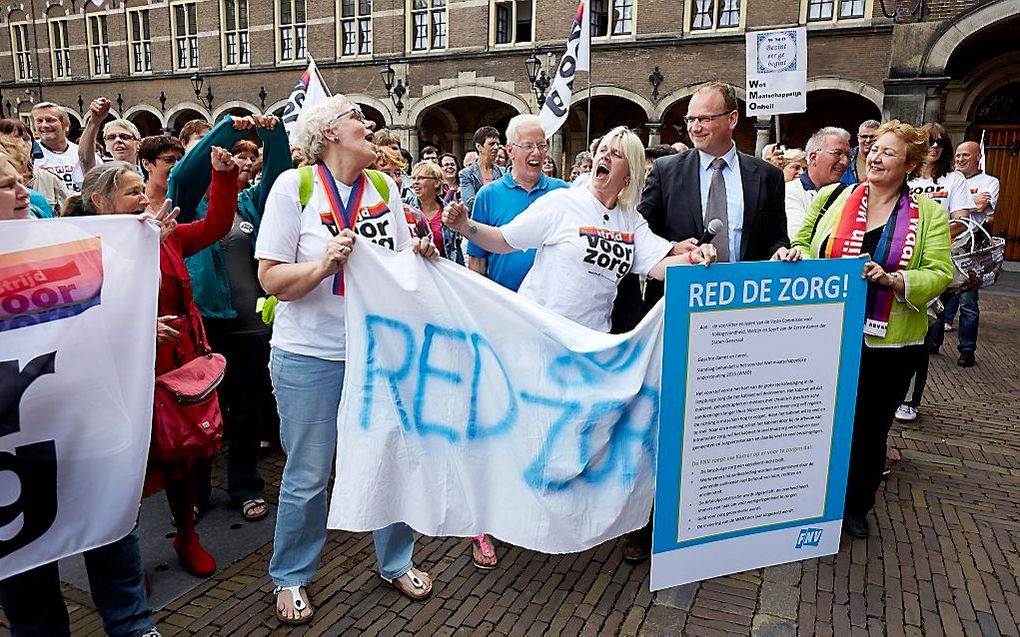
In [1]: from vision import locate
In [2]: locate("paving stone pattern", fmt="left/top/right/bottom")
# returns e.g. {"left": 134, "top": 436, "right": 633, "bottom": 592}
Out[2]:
{"left": 2, "top": 294, "right": 1017, "bottom": 636}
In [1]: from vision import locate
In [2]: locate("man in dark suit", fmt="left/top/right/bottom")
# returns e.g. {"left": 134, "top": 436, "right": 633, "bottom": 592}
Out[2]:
{"left": 639, "top": 82, "right": 791, "bottom": 310}
{"left": 618, "top": 82, "right": 791, "bottom": 562}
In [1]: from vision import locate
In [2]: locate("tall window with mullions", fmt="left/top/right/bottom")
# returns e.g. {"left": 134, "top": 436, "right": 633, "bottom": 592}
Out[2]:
{"left": 692, "top": 0, "right": 740, "bottom": 30}
{"left": 129, "top": 10, "right": 152, "bottom": 73}
{"left": 279, "top": 0, "right": 307, "bottom": 61}
{"left": 340, "top": 0, "right": 371, "bottom": 57}
{"left": 224, "top": 0, "right": 250, "bottom": 66}
{"left": 88, "top": 15, "right": 111, "bottom": 76}
{"left": 173, "top": 3, "right": 199, "bottom": 69}
{"left": 838, "top": 0, "right": 865, "bottom": 18}
{"left": 410, "top": 0, "right": 445, "bottom": 51}
{"left": 49, "top": 20, "right": 71, "bottom": 78}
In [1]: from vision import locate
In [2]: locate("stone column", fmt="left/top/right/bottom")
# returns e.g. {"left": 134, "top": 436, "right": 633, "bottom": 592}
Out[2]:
{"left": 754, "top": 116, "right": 773, "bottom": 156}
{"left": 551, "top": 129, "right": 566, "bottom": 173}
{"left": 647, "top": 121, "right": 663, "bottom": 147}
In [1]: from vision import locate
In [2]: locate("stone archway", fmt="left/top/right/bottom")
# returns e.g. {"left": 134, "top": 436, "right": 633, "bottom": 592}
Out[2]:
{"left": 167, "top": 106, "right": 208, "bottom": 135}
{"left": 659, "top": 94, "right": 758, "bottom": 154}
{"left": 777, "top": 89, "right": 882, "bottom": 150}
{"left": 212, "top": 101, "right": 260, "bottom": 121}
{"left": 563, "top": 94, "right": 651, "bottom": 168}
{"left": 413, "top": 93, "right": 523, "bottom": 160}
{"left": 921, "top": 1, "right": 1019, "bottom": 76}
{"left": 124, "top": 105, "right": 166, "bottom": 137}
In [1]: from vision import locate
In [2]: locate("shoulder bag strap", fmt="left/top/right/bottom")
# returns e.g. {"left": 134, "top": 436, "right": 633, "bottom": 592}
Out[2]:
{"left": 809, "top": 183, "right": 850, "bottom": 243}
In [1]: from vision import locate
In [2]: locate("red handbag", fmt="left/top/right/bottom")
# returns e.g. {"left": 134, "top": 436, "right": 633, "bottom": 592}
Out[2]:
{"left": 151, "top": 352, "right": 226, "bottom": 464}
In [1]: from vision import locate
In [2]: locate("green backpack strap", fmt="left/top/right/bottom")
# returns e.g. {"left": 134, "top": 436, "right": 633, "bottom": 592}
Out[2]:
{"left": 364, "top": 169, "right": 391, "bottom": 205}
{"left": 298, "top": 165, "right": 315, "bottom": 207}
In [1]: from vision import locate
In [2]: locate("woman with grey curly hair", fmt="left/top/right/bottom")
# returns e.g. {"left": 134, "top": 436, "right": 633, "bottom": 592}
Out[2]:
{"left": 255, "top": 94, "right": 436, "bottom": 625}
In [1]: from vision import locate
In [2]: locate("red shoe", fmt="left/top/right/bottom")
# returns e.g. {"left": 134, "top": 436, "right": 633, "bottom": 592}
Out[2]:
{"left": 173, "top": 535, "right": 217, "bottom": 577}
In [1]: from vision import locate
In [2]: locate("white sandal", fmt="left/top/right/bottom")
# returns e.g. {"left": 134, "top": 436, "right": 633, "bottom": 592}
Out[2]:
{"left": 382, "top": 566, "right": 433, "bottom": 601}
{"left": 274, "top": 585, "right": 313, "bottom": 625}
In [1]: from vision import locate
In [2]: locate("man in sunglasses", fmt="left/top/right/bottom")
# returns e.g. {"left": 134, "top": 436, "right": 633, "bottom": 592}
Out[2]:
{"left": 78, "top": 97, "right": 142, "bottom": 175}
{"left": 785, "top": 126, "right": 851, "bottom": 238}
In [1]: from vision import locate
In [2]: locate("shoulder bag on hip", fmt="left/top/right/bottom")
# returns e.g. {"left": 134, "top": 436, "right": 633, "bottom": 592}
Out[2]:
{"left": 150, "top": 315, "right": 225, "bottom": 464}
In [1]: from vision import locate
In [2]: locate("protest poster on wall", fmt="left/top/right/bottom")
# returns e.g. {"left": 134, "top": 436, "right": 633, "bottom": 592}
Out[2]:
{"left": 327, "top": 241, "right": 660, "bottom": 553}
{"left": 0, "top": 217, "right": 158, "bottom": 579}
{"left": 745, "top": 27, "right": 807, "bottom": 117}
{"left": 651, "top": 258, "right": 866, "bottom": 591}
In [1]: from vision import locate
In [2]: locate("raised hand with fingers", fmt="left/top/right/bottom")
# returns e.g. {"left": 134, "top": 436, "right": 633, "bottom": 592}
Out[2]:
{"left": 90, "top": 97, "right": 112, "bottom": 121}
{"left": 232, "top": 115, "right": 256, "bottom": 131}
{"left": 442, "top": 200, "right": 470, "bottom": 234}
{"left": 139, "top": 199, "right": 181, "bottom": 243}
{"left": 210, "top": 146, "right": 235, "bottom": 172}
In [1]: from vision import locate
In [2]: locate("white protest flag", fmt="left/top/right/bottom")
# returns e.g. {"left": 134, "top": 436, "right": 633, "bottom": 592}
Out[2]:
{"left": 539, "top": 0, "right": 591, "bottom": 139}
{"left": 281, "top": 58, "right": 332, "bottom": 145}
{"left": 0, "top": 216, "right": 159, "bottom": 579}
{"left": 327, "top": 242, "right": 662, "bottom": 553}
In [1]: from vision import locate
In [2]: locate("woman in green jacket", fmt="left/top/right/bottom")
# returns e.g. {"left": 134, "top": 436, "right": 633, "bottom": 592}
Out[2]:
{"left": 168, "top": 114, "right": 291, "bottom": 522}
{"left": 779, "top": 120, "right": 952, "bottom": 539}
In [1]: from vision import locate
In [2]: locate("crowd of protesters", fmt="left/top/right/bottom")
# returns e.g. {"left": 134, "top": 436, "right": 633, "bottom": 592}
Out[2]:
{"left": 0, "top": 80, "right": 1002, "bottom": 634}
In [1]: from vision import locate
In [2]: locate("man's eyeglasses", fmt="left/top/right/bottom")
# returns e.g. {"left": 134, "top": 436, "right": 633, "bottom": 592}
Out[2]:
{"left": 683, "top": 111, "right": 734, "bottom": 125}
{"left": 857, "top": 134, "right": 877, "bottom": 142}
{"left": 818, "top": 149, "right": 852, "bottom": 160}
{"left": 156, "top": 155, "right": 181, "bottom": 165}
{"left": 104, "top": 132, "right": 137, "bottom": 142}
{"left": 509, "top": 142, "right": 550, "bottom": 154}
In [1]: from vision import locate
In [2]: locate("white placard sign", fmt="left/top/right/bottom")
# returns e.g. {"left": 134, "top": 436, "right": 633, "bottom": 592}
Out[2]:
{"left": 0, "top": 216, "right": 159, "bottom": 579}
{"left": 745, "top": 28, "right": 807, "bottom": 117}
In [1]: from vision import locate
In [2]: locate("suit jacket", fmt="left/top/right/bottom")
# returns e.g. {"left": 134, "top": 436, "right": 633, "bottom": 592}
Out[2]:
{"left": 637, "top": 148, "right": 789, "bottom": 306}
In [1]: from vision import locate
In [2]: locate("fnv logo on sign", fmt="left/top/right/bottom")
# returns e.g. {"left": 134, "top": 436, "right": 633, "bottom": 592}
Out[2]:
{"left": 795, "top": 527, "right": 823, "bottom": 549}
{"left": 0, "top": 238, "right": 104, "bottom": 333}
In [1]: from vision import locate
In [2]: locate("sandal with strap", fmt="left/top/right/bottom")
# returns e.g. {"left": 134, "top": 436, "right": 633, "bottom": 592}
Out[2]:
{"left": 471, "top": 534, "right": 498, "bottom": 569}
{"left": 241, "top": 498, "right": 269, "bottom": 522}
{"left": 384, "top": 567, "right": 433, "bottom": 601}
{"left": 274, "top": 585, "right": 313, "bottom": 625}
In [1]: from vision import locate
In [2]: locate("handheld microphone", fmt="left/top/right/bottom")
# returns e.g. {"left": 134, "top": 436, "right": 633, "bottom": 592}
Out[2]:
{"left": 698, "top": 218, "right": 724, "bottom": 246}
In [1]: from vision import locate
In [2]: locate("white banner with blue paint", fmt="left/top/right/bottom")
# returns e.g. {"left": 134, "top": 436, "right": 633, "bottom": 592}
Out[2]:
{"left": 327, "top": 242, "right": 661, "bottom": 553}
{"left": 651, "top": 258, "right": 867, "bottom": 590}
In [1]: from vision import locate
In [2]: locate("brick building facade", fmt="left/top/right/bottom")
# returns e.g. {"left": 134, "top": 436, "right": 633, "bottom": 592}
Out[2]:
{"left": 0, "top": 0, "right": 1015, "bottom": 178}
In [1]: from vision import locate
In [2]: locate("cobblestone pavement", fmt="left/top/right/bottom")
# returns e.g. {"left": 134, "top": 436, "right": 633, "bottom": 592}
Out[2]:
{"left": 2, "top": 290, "right": 1018, "bottom": 637}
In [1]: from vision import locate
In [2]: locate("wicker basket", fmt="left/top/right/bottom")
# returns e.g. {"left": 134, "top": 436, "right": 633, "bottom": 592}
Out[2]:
{"left": 946, "top": 217, "right": 1005, "bottom": 294}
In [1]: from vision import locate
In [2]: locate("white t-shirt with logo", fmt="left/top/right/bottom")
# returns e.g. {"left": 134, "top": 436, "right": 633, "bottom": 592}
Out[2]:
{"left": 907, "top": 171, "right": 972, "bottom": 218}
{"left": 501, "top": 187, "right": 672, "bottom": 333}
{"left": 34, "top": 141, "right": 86, "bottom": 193}
{"left": 964, "top": 172, "right": 999, "bottom": 225}
{"left": 255, "top": 168, "right": 410, "bottom": 361}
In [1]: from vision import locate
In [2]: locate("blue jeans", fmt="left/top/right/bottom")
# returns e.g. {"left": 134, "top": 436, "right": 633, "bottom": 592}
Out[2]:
{"left": 268, "top": 348, "right": 415, "bottom": 587}
{"left": 943, "top": 294, "right": 960, "bottom": 325}
{"left": 956, "top": 290, "right": 979, "bottom": 353}
{"left": 0, "top": 527, "right": 154, "bottom": 637}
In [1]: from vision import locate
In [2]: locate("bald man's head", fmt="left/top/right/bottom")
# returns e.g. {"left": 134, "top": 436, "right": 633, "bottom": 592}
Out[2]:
{"left": 955, "top": 141, "right": 982, "bottom": 177}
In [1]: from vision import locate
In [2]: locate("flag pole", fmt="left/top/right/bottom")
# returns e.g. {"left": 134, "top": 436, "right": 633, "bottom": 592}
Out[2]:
{"left": 585, "top": 69, "right": 592, "bottom": 149}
